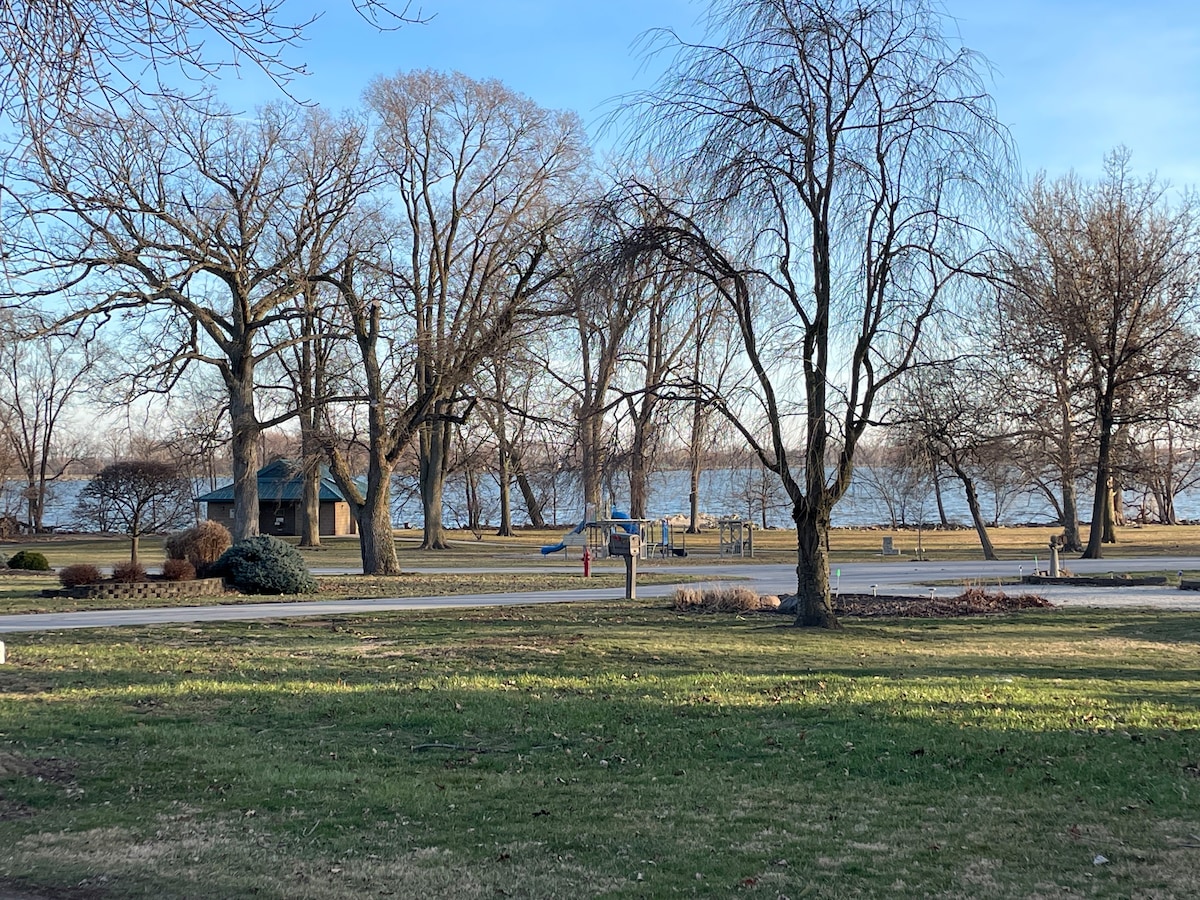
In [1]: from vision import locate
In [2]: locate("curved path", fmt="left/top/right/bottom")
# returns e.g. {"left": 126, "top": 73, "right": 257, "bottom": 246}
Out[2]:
{"left": 0, "top": 555, "right": 1198, "bottom": 633}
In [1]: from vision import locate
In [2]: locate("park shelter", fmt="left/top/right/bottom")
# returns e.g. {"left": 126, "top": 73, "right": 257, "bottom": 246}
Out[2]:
{"left": 196, "top": 459, "right": 358, "bottom": 537}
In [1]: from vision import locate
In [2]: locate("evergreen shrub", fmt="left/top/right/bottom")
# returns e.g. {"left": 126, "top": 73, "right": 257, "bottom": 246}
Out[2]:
{"left": 212, "top": 536, "right": 317, "bottom": 595}
{"left": 8, "top": 549, "right": 50, "bottom": 571}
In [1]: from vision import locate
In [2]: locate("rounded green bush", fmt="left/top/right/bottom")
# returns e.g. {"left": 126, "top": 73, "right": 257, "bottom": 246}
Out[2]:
{"left": 212, "top": 536, "right": 317, "bottom": 595}
{"left": 8, "top": 549, "right": 50, "bottom": 571}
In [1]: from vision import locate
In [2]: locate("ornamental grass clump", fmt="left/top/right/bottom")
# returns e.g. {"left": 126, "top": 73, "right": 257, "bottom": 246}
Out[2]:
{"left": 672, "top": 585, "right": 768, "bottom": 613}
{"left": 165, "top": 521, "right": 232, "bottom": 574}
{"left": 212, "top": 535, "right": 317, "bottom": 595}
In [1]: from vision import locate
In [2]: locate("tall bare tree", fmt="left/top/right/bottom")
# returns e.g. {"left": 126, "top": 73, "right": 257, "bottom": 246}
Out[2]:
{"left": 0, "top": 325, "right": 103, "bottom": 530}
{"left": 998, "top": 150, "right": 1200, "bottom": 558}
{"left": 365, "top": 69, "right": 588, "bottom": 550}
{"left": 6, "top": 100, "right": 370, "bottom": 540}
{"left": 623, "top": 0, "right": 1010, "bottom": 626}
{"left": 895, "top": 358, "right": 1009, "bottom": 559}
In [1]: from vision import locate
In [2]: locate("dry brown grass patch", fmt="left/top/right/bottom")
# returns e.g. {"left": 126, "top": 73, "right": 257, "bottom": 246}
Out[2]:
{"left": 671, "top": 585, "right": 775, "bottom": 613}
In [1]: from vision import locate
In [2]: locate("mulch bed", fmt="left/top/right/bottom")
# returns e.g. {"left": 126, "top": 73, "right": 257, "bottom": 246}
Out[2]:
{"left": 827, "top": 590, "right": 1054, "bottom": 618}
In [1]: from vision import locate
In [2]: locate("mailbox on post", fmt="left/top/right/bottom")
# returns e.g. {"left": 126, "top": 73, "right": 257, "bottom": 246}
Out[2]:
{"left": 608, "top": 532, "right": 640, "bottom": 558}
{"left": 608, "top": 532, "right": 640, "bottom": 599}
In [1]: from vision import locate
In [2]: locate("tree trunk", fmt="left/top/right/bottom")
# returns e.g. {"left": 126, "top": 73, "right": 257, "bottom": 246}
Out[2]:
{"left": 1102, "top": 476, "right": 1119, "bottom": 543}
{"left": 629, "top": 424, "right": 649, "bottom": 520}
{"left": 947, "top": 458, "right": 997, "bottom": 560}
{"left": 687, "top": 423, "right": 703, "bottom": 534}
{"left": 129, "top": 533, "right": 140, "bottom": 566}
{"left": 299, "top": 455, "right": 321, "bottom": 548}
{"left": 1060, "top": 476, "right": 1083, "bottom": 552}
{"left": 932, "top": 465, "right": 950, "bottom": 528}
{"left": 227, "top": 371, "right": 260, "bottom": 542}
{"left": 297, "top": 322, "right": 322, "bottom": 548}
{"left": 512, "top": 452, "right": 546, "bottom": 528}
{"left": 793, "top": 501, "right": 839, "bottom": 629}
{"left": 688, "top": 473, "right": 701, "bottom": 534}
{"left": 580, "top": 411, "right": 604, "bottom": 516}
{"left": 1083, "top": 419, "right": 1113, "bottom": 559}
{"left": 496, "top": 445, "right": 513, "bottom": 536}
{"left": 419, "top": 417, "right": 450, "bottom": 549}
{"left": 464, "top": 463, "right": 482, "bottom": 534}
{"left": 358, "top": 468, "right": 400, "bottom": 575}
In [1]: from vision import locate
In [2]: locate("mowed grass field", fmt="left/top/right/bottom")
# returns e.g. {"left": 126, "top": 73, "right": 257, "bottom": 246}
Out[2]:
{"left": 1, "top": 600, "right": 1199, "bottom": 898}
{"left": 2, "top": 525, "right": 1199, "bottom": 897}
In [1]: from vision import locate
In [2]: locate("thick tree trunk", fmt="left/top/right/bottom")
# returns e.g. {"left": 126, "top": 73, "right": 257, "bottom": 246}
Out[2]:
{"left": 1103, "top": 476, "right": 1119, "bottom": 543}
{"left": 1083, "top": 420, "right": 1113, "bottom": 559}
{"left": 1060, "top": 476, "right": 1083, "bottom": 552}
{"left": 419, "top": 418, "right": 449, "bottom": 549}
{"left": 580, "top": 411, "right": 604, "bottom": 516}
{"left": 129, "top": 533, "right": 140, "bottom": 566}
{"left": 496, "top": 445, "right": 513, "bottom": 536}
{"left": 358, "top": 466, "right": 400, "bottom": 575}
{"left": 794, "top": 501, "right": 839, "bottom": 629}
{"left": 629, "top": 434, "right": 648, "bottom": 519}
{"left": 629, "top": 407, "right": 655, "bottom": 520}
{"left": 299, "top": 456, "right": 321, "bottom": 548}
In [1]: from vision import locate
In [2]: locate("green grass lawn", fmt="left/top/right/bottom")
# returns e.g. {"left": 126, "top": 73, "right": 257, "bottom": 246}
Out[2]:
{"left": 1, "top": 602, "right": 1198, "bottom": 898}
{"left": 0, "top": 572, "right": 697, "bottom": 616}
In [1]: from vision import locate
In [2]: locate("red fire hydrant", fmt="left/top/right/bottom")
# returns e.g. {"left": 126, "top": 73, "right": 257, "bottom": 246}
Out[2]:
{"left": 582, "top": 546, "right": 592, "bottom": 578}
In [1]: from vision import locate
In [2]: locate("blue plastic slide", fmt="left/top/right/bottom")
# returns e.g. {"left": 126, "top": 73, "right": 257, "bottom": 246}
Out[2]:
{"left": 541, "top": 518, "right": 588, "bottom": 555}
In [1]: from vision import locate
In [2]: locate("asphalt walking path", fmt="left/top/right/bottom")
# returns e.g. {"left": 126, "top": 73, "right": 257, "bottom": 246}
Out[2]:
{"left": 1, "top": 554, "right": 1198, "bottom": 634}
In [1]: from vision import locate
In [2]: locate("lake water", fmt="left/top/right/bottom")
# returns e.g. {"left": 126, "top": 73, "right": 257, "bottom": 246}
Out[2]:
{"left": 20, "top": 466, "right": 1200, "bottom": 532}
{"left": 390, "top": 466, "right": 1200, "bottom": 531}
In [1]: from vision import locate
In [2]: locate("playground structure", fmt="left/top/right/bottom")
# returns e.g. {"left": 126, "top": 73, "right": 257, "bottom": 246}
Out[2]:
{"left": 717, "top": 515, "right": 755, "bottom": 558}
{"left": 540, "top": 510, "right": 760, "bottom": 560}
{"left": 585, "top": 516, "right": 687, "bottom": 560}
{"left": 541, "top": 509, "right": 689, "bottom": 559}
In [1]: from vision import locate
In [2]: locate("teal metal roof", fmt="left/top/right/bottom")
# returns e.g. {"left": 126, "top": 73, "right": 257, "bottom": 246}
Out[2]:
{"left": 195, "top": 459, "right": 354, "bottom": 504}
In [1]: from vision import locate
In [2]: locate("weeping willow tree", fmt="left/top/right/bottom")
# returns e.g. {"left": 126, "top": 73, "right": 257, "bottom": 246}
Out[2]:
{"left": 622, "top": 0, "right": 1012, "bottom": 626}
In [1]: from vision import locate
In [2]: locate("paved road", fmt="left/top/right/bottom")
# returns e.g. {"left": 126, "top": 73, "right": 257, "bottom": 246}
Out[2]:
{"left": 1, "top": 555, "right": 1198, "bottom": 633}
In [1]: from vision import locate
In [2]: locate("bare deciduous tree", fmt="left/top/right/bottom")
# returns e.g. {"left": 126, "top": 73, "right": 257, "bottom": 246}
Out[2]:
{"left": 895, "top": 359, "right": 1006, "bottom": 560}
{"left": 0, "top": 0, "right": 422, "bottom": 124}
{"left": 365, "top": 69, "right": 588, "bottom": 550}
{"left": 74, "top": 459, "right": 193, "bottom": 563}
{"left": 623, "top": 0, "right": 1010, "bottom": 626}
{"left": 0, "top": 325, "right": 103, "bottom": 531}
{"left": 7, "top": 100, "right": 371, "bottom": 541}
{"left": 998, "top": 150, "right": 1200, "bottom": 558}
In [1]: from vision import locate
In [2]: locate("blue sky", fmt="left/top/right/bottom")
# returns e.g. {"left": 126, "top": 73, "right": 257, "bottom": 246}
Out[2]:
{"left": 219, "top": 0, "right": 1200, "bottom": 185}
